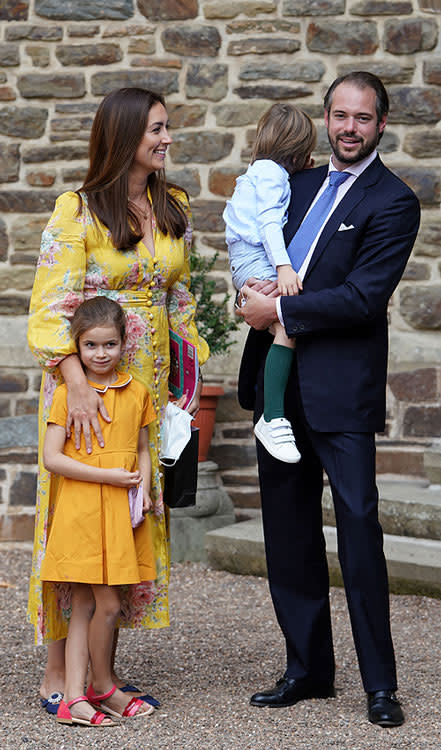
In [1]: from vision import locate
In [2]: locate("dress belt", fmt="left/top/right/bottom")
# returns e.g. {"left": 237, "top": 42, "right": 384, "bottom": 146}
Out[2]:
{"left": 84, "top": 287, "right": 167, "bottom": 308}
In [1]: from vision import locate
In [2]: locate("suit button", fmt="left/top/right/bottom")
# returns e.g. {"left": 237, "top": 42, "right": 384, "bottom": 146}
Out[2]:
{"left": 299, "top": 324, "right": 305, "bottom": 330}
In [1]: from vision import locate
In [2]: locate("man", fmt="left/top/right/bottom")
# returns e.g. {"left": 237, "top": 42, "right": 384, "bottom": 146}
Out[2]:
{"left": 237, "top": 72, "right": 420, "bottom": 727}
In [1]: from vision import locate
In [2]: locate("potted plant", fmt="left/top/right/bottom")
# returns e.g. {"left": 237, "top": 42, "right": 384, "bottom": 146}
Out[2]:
{"left": 190, "top": 245, "right": 238, "bottom": 461}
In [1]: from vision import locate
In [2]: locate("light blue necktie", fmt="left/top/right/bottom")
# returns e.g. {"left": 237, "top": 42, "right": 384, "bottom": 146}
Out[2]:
{"left": 287, "top": 170, "right": 351, "bottom": 271}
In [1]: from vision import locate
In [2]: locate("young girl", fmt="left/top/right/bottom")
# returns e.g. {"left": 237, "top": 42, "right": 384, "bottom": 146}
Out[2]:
{"left": 41, "top": 297, "right": 156, "bottom": 726}
{"left": 223, "top": 103, "right": 316, "bottom": 463}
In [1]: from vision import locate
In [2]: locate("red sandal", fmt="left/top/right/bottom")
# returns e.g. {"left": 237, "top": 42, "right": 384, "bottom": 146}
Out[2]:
{"left": 86, "top": 683, "right": 154, "bottom": 719}
{"left": 57, "top": 695, "right": 116, "bottom": 726}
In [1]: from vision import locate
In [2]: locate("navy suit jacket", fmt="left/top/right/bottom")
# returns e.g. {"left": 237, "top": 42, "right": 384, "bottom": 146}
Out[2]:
{"left": 238, "top": 155, "right": 421, "bottom": 432}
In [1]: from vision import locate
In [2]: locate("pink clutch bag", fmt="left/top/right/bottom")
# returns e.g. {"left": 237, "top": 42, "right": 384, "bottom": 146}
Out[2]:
{"left": 128, "top": 482, "right": 144, "bottom": 528}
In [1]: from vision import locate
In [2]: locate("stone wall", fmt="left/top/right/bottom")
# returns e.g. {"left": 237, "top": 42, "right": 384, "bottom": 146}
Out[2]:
{"left": 0, "top": 0, "right": 441, "bottom": 529}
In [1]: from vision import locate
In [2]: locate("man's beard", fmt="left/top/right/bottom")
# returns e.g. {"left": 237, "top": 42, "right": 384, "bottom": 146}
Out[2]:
{"left": 328, "top": 128, "right": 380, "bottom": 164}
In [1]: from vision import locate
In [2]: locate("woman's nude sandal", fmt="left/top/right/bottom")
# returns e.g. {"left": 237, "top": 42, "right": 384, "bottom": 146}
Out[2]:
{"left": 57, "top": 695, "right": 117, "bottom": 727}
{"left": 86, "top": 683, "right": 154, "bottom": 719}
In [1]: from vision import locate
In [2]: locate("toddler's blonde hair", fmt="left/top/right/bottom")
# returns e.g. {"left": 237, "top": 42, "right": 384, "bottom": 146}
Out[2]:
{"left": 251, "top": 103, "right": 316, "bottom": 174}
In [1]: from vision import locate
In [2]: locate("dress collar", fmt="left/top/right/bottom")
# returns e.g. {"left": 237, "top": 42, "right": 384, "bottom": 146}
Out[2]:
{"left": 88, "top": 371, "right": 132, "bottom": 393}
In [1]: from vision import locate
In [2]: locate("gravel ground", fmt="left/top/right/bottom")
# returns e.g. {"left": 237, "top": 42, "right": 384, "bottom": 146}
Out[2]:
{"left": 0, "top": 543, "right": 440, "bottom": 750}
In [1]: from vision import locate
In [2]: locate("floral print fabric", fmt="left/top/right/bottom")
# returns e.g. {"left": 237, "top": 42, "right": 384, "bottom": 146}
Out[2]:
{"left": 27, "top": 190, "right": 209, "bottom": 644}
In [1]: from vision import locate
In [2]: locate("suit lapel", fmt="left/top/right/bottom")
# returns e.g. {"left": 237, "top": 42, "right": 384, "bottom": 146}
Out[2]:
{"left": 304, "top": 156, "right": 385, "bottom": 279}
{"left": 284, "top": 166, "right": 328, "bottom": 242}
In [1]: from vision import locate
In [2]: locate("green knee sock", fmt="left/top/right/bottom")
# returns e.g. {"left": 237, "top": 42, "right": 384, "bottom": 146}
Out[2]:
{"left": 263, "top": 343, "right": 294, "bottom": 421}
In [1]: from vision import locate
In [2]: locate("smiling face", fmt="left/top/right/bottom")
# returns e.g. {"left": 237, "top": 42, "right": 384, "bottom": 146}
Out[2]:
{"left": 324, "top": 82, "right": 387, "bottom": 170}
{"left": 78, "top": 324, "right": 123, "bottom": 384}
{"left": 131, "top": 101, "right": 172, "bottom": 177}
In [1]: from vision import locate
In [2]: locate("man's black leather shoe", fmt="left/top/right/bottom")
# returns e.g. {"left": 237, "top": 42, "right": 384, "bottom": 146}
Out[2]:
{"left": 367, "top": 690, "right": 404, "bottom": 727}
{"left": 250, "top": 677, "right": 335, "bottom": 707}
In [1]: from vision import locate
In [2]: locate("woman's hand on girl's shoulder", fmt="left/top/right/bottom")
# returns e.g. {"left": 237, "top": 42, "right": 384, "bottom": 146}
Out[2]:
{"left": 105, "top": 468, "right": 142, "bottom": 488}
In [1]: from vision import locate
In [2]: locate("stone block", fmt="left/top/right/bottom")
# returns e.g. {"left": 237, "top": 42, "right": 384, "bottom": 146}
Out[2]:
{"left": 226, "top": 19, "right": 300, "bottom": 33}
{"left": 50, "top": 115, "right": 93, "bottom": 138}
{"left": 130, "top": 56, "right": 182, "bottom": 69}
{"left": 0, "top": 44, "right": 20, "bottom": 66}
{"left": 0, "top": 415, "right": 38, "bottom": 448}
{"left": 400, "top": 285, "right": 441, "bottom": 329}
{"left": 170, "top": 132, "right": 234, "bottom": 163}
{"left": 67, "top": 24, "right": 100, "bottom": 37}
{"left": 0, "top": 401, "right": 11, "bottom": 417}
{"left": 167, "top": 103, "right": 207, "bottom": 128}
{"left": 22, "top": 144, "right": 89, "bottom": 163}
{"left": 403, "top": 405, "right": 441, "bottom": 437}
{"left": 0, "top": 191, "right": 58, "bottom": 213}
{"left": 91, "top": 70, "right": 178, "bottom": 96}
{"left": 351, "top": 0, "right": 412, "bottom": 12}
{"left": 186, "top": 63, "right": 228, "bottom": 102}
{"left": 336, "top": 60, "right": 415, "bottom": 84}
{"left": 375, "top": 448, "right": 425, "bottom": 477}
{"left": 0, "top": 512, "right": 35, "bottom": 543}
{"left": 215, "top": 396, "right": 251, "bottom": 424}
{"left": 0, "top": 0, "right": 29, "bottom": 21}
{"left": 388, "top": 367, "right": 438, "bottom": 402}
{"left": 162, "top": 26, "right": 221, "bottom": 57}
{"left": 228, "top": 37, "right": 300, "bottom": 55}
{"left": 166, "top": 168, "right": 201, "bottom": 197}
{"left": 0, "top": 267, "right": 36, "bottom": 291}
{"left": 424, "top": 59, "right": 441, "bottom": 85}
{"left": 18, "top": 73, "right": 85, "bottom": 98}
{"left": 376, "top": 130, "right": 400, "bottom": 153}
{"left": 0, "top": 144, "right": 20, "bottom": 183}
{"left": 388, "top": 86, "right": 441, "bottom": 124}
{"left": 101, "top": 23, "right": 155, "bottom": 38}
{"left": 0, "top": 106, "right": 48, "bottom": 139}
{"left": 6, "top": 24, "right": 62, "bottom": 40}
{"left": 56, "top": 102, "right": 98, "bottom": 114}
{"left": 0, "top": 372, "right": 28, "bottom": 392}
{"left": 413, "top": 220, "right": 441, "bottom": 257}
{"left": 15, "top": 398, "right": 39, "bottom": 415}
{"left": 393, "top": 166, "right": 440, "bottom": 207}
{"left": 213, "top": 102, "right": 267, "bottom": 127}
{"left": 56, "top": 43, "right": 123, "bottom": 66}
{"left": 26, "top": 44, "right": 50, "bottom": 67}
{"left": 385, "top": 18, "right": 438, "bottom": 54}
{"left": 201, "top": 235, "right": 229, "bottom": 252}
{"left": 0, "top": 295, "right": 30, "bottom": 314}
{"left": 191, "top": 201, "right": 227, "bottom": 233}
{"left": 235, "top": 84, "right": 312, "bottom": 100}
{"left": 208, "top": 168, "right": 243, "bottom": 198}
{"left": 419, "top": 0, "right": 441, "bottom": 9}
{"left": 403, "top": 130, "right": 441, "bottom": 158}
{"left": 127, "top": 38, "right": 155, "bottom": 55}
{"left": 204, "top": 1, "right": 276, "bottom": 18}
{"left": 11, "top": 217, "right": 47, "bottom": 253}
{"left": 283, "top": 0, "right": 344, "bottom": 14}
{"left": 209, "top": 442, "right": 258, "bottom": 470}
{"left": 10, "top": 253, "right": 38, "bottom": 266}
{"left": 307, "top": 21, "right": 378, "bottom": 54}
{"left": 138, "top": 0, "right": 197, "bottom": 19}
{"left": 62, "top": 166, "right": 88, "bottom": 184}
{"left": 424, "top": 444, "right": 441, "bottom": 484}
{"left": 9, "top": 471, "right": 37, "bottom": 506}
{"left": 0, "top": 87, "right": 16, "bottom": 101}
{"left": 26, "top": 172, "right": 56, "bottom": 187}
{"left": 239, "top": 60, "right": 325, "bottom": 82}
{"left": 402, "top": 261, "right": 431, "bottom": 281}
{"left": 35, "top": 0, "right": 133, "bottom": 20}
{"left": 0, "top": 220, "right": 7, "bottom": 262}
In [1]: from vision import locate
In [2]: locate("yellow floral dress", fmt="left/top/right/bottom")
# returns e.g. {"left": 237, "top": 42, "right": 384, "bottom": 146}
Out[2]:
{"left": 27, "top": 190, "right": 209, "bottom": 645}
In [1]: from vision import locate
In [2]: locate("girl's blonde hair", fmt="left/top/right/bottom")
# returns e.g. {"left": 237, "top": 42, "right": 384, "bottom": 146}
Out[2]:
{"left": 71, "top": 297, "right": 126, "bottom": 352}
{"left": 251, "top": 103, "right": 316, "bottom": 174}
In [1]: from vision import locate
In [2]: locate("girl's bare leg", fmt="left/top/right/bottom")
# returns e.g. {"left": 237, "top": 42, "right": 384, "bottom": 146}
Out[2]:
{"left": 64, "top": 583, "right": 113, "bottom": 723}
{"left": 40, "top": 639, "right": 65, "bottom": 700}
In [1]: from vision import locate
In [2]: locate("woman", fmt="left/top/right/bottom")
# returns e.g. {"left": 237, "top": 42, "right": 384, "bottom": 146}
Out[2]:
{"left": 27, "top": 87, "right": 209, "bottom": 712}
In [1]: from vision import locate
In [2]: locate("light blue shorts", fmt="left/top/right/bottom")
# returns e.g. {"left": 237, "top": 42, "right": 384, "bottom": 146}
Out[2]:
{"left": 228, "top": 239, "right": 276, "bottom": 290}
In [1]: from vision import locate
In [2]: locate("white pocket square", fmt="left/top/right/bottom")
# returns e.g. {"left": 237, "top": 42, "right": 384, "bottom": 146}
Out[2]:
{"left": 338, "top": 223, "right": 355, "bottom": 231}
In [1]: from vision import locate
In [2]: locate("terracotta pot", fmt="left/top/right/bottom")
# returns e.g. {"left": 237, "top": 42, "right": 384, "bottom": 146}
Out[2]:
{"left": 192, "top": 385, "right": 224, "bottom": 462}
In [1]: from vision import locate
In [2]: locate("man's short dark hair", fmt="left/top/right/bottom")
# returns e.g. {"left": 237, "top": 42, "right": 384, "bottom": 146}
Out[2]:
{"left": 324, "top": 71, "right": 389, "bottom": 123}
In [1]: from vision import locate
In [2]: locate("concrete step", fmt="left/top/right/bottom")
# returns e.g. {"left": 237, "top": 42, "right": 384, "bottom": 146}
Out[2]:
{"left": 206, "top": 515, "right": 441, "bottom": 598}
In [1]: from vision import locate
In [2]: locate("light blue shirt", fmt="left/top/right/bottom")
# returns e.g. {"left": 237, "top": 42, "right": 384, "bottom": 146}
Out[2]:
{"left": 223, "top": 159, "right": 292, "bottom": 289}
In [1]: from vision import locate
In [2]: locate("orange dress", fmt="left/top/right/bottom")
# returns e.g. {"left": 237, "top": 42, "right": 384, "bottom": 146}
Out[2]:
{"left": 41, "top": 373, "right": 156, "bottom": 586}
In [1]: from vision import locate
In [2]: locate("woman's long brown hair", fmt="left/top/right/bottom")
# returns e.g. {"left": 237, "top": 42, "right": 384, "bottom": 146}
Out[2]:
{"left": 77, "top": 87, "right": 187, "bottom": 250}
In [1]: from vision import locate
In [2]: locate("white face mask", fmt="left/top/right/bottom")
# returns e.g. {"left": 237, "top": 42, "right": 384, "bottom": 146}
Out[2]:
{"left": 159, "top": 402, "right": 194, "bottom": 466}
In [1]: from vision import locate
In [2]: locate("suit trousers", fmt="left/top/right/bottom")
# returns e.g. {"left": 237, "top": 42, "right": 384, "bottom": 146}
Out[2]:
{"left": 254, "top": 361, "right": 397, "bottom": 692}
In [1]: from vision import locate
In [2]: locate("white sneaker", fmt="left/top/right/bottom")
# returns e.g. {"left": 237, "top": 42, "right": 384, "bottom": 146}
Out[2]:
{"left": 254, "top": 415, "right": 301, "bottom": 464}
